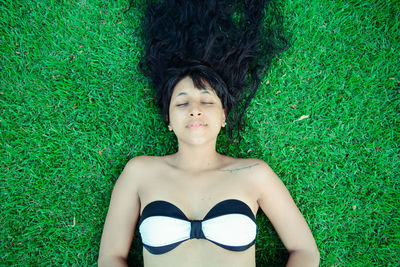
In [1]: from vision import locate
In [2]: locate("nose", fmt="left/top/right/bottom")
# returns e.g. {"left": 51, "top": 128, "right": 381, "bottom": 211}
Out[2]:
{"left": 189, "top": 103, "right": 202, "bottom": 117}
{"left": 190, "top": 111, "right": 202, "bottom": 117}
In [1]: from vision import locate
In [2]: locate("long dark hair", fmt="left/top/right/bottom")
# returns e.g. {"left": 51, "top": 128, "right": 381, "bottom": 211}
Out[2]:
{"left": 129, "top": 0, "right": 288, "bottom": 139}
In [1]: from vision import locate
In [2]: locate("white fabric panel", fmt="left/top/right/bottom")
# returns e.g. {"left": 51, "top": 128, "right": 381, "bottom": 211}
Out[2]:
{"left": 202, "top": 214, "right": 257, "bottom": 246}
{"left": 139, "top": 216, "right": 190, "bottom": 246}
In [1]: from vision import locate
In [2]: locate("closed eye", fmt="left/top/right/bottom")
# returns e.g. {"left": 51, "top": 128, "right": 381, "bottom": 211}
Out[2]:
{"left": 176, "top": 102, "right": 213, "bottom": 106}
{"left": 176, "top": 103, "right": 188, "bottom": 107}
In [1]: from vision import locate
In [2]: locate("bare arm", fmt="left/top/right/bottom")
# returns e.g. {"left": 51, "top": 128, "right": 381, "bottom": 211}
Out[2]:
{"left": 98, "top": 157, "right": 142, "bottom": 266}
{"left": 254, "top": 160, "right": 320, "bottom": 267}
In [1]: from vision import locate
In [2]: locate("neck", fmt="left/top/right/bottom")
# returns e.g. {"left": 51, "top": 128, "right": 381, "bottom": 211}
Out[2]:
{"left": 172, "top": 140, "right": 222, "bottom": 172}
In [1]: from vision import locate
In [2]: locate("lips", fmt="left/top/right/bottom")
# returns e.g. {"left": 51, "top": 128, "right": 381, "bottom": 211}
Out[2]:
{"left": 187, "top": 122, "right": 208, "bottom": 128}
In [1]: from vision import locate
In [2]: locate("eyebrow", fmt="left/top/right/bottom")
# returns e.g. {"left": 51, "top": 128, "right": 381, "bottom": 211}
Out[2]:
{"left": 176, "top": 90, "right": 212, "bottom": 97}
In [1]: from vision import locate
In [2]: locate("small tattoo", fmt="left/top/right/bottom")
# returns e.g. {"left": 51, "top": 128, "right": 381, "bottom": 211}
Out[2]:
{"left": 218, "top": 163, "right": 260, "bottom": 173}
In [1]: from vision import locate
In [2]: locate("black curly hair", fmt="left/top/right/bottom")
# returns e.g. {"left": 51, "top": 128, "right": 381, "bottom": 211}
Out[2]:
{"left": 129, "top": 0, "right": 288, "bottom": 138}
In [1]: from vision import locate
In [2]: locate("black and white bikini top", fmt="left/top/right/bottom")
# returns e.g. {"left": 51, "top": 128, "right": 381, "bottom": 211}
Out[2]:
{"left": 138, "top": 199, "right": 257, "bottom": 255}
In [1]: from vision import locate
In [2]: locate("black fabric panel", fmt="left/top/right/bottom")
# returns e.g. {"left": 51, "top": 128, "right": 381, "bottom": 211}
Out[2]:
{"left": 203, "top": 199, "right": 256, "bottom": 221}
{"left": 143, "top": 237, "right": 256, "bottom": 255}
{"left": 139, "top": 200, "right": 188, "bottom": 225}
{"left": 209, "top": 239, "right": 256, "bottom": 251}
{"left": 190, "top": 220, "right": 205, "bottom": 239}
{"left": 143, "top": 240, "right": 187, "bottom": 255}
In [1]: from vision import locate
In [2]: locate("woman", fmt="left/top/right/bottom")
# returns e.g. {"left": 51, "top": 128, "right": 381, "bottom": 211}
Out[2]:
{"left": 98, "top": 0, "right": 320, "bottom": 266}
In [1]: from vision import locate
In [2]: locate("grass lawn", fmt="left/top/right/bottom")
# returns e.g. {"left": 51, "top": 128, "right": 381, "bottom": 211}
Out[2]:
{"left": 1, "top": 0, "right": 399, "bottom": 265}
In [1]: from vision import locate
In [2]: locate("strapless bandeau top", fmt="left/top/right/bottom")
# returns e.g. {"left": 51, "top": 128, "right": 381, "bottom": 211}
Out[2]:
{"left": 138, "top": 199, "right": 257, "bottom": 255}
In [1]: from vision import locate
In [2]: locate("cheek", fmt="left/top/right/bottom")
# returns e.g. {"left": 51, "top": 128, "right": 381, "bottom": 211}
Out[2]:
{"left": 208, "top": 109, "right": 224, "bottom": 126}
{"left": 169, "top": 109, "right": 183, "bottom": 127}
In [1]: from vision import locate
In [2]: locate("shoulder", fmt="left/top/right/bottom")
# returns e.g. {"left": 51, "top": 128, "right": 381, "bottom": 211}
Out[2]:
{"left": 216, "top": 156, "right": 273, "bottom": 174}
{"left": 124, "top": 155, "right": 164, "bottom": 171}
{"left": 113, "top": 156, "right": 166, "bottom": 196}
{"left": 227, "top": 157, "right": 275, "bottom": 176}
{"left": 221, "top": 157, "right": 283, "bottom": 203}
{"left": 117, "top": 156, "right": 157, "bottom": 183}
{"left": 249, "top": 158, "right": 276, "bottom": 178}
{"left": 122, "top": 155, "right": 171, "bottom": 181}
{"left": 220, "top": 157, "right": 278, "bottom": 184}
{"left": 235, "top": 158, "right": 282, "bottom": 196}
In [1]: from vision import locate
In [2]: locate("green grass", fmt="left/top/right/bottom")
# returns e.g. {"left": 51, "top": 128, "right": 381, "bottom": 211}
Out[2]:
{"left": 1, "top": 0, "right": 399, "bottom": 265}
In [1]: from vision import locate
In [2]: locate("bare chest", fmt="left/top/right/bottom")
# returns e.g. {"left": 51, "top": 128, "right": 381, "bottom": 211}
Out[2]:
{"left": 138, "top": 165, "right": 259, "bottom": 218}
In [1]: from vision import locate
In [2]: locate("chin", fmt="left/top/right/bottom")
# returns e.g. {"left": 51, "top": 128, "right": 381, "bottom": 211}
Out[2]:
{"left": 174, "top": 127, "right": 221, "bottom": 145}
{"left": 188, "top": 134, "right": 222, "bottom": 146}
{"left": 183, "top": 137, "right": 210, "bottom": 145}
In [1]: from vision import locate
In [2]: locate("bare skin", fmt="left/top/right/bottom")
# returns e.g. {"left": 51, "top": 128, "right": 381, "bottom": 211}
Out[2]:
{"left": 98, "top": 77, "right": 320, "bottom": 267}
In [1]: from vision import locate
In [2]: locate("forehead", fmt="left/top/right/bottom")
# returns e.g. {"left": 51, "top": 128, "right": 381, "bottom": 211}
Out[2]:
{"left": 171, "top": 77, "right": 216, "bottom": 98}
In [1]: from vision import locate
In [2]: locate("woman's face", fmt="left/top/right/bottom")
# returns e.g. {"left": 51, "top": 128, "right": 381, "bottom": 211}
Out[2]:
{"left": 168, "top": 76, "right": 226, "bottom": 145}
